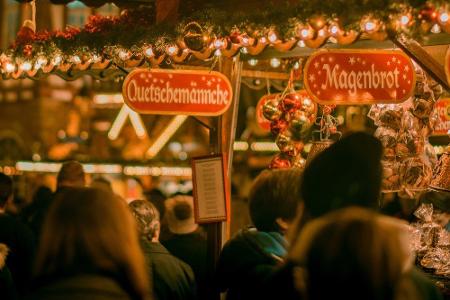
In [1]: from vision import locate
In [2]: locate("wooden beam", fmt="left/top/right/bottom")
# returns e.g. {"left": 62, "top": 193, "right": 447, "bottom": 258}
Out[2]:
{"left": 242, "top": 70, "right": 289, "bottom": 80}
{"left": 391, "top": 34, "right": 450, "bottom": 90}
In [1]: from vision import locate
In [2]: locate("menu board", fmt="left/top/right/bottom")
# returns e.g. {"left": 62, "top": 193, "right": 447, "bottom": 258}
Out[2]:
{"left": 192, "top": 155, "right": 227, "bottom": 223}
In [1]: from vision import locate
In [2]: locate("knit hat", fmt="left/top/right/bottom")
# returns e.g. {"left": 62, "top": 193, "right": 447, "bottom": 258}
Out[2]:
{"left": 165, "top": 195, "right": 198, "bottom": 234}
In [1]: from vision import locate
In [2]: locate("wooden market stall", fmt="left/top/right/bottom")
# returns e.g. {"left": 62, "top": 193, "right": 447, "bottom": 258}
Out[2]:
{"left": 1, "top": 0, "right": 450, "bottom": 298}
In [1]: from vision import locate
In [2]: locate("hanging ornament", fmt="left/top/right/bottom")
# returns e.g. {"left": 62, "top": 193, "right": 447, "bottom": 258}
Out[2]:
{"left": 183, "top": 22, "right": 209, "bottom": 52}
{"left": 269, "top": 153, "right": 292, "bottom": 169}
{"left": 309, "top": 15, "right": 326, "bottom": 30}
{"left": 262, "top": 98, "right": 282, "bottom": 121}
{"left": 279, "top": 93, "right": 303, "bottom": 112}
{"left": 275, "top": 132, "right": 292, "bottom": 152}
{"left": 288, "top": 110, "right": 313, "bottom": 140}
{"left": 270, "top": 119, "right": 289, "bottom": 136}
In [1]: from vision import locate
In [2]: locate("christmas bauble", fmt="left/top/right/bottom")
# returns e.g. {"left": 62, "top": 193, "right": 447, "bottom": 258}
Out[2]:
{"left": 262, "top": 98, "right": 282, "bottom": 121}
{"left": 269, "top": 154, "right": 292, "bottom": 169}
{"left": 23, "top": 44, "right": 33, "bottom": 57}
{"left": 280, "top": 93, "right": 302, "bottom": 112}
{"left": 276, "top": 132, "right": 292, "bottom": 152}
{"left": 270, "top": 119, "right": 288, "bottom": 136}
{"left": 291, "top": 155, "right": 306, "bottom": 168}
{"left": 289, "top": 110, "right": 312, "bottom": 140}
{"left": 183, "top": 22, "right": 209, "bottom": 52}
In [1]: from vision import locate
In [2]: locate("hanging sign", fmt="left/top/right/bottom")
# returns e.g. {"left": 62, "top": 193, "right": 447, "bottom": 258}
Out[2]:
{"left": 192, "top": 154, "right": 228, "bottom": 223}
{"left": 122, "top": 69, "right": 233, "bottom": 116}
{"left": 433, "top": 98, "right": 450, "bottom": 136}
{"left": 304, "top": 49, "right": 416, "bottom": 105}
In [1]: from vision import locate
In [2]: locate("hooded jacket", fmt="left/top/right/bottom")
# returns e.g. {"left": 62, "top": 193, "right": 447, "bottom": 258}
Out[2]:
{"left": 215, "top": 227, "right": 287, "bottom": 300}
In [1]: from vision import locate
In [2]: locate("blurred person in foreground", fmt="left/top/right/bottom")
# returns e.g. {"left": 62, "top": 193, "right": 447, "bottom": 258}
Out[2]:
{"left": 259, "top": 132, "right": 442, "bottom": 300}
{"left": 0, "top": 172, "right": 35, "bottom": 297}
{"left": 26, "top": 161, "right": 86, "bottom": 239}
{"left": 291, "top": 207, "right": 417, "bottom": 300}
{"left": 162, "top": 195, "right": 207, "bottom": 299}
{"left": 30, "top": 187, "right": 150, "bottom": 300}
{"left": 215, "top": 168, "right": 303, "bottom": 300}
{"left": 129, "top": 200, "right": 196, "bottom": 300}
{"left": 0, "top": 243, "right": 16, "bottom": 299}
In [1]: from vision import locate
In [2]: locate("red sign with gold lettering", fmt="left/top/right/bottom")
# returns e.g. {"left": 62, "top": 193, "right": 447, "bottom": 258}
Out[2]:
{"left": 433, "top": 98, "right": 450, "bottom": 136}
{"left": 304, "top": 49, "right": 416, "bottom": 105}
{"left": 122, "top": 69, "right": 233, "bottom": 116}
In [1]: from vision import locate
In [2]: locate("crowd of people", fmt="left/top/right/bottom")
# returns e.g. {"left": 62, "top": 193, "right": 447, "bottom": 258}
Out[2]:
{"left": 0, "top": 132, "right": 445, "bottom": 300}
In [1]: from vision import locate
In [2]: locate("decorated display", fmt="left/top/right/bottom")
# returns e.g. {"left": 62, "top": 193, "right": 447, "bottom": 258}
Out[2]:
{"left": 2, "top": 1, "right": 450, "bottom": 80}
{"left": 411, "top": 203, "right": 450, "bottom": 277}
{"left": 304, "top": 49, "right": 416, "bottom": 105}
{"left": 122, "top": 69, "right": 233, "bottom": 116}
{"left": 369, "top": 67, "right": 443, "bottom": 195}
{"left": 261, "top": 87, "right": 317, "bottom": 169}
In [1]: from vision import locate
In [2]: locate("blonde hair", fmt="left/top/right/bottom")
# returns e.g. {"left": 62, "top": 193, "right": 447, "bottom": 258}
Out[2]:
{"left": 35, "top": 187, "right": 150, "bottom": 300}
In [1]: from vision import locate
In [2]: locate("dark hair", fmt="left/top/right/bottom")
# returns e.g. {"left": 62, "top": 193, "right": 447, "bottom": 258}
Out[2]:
{"left": 294, "top": 208, "right": 414, "bottom": 300}
{"left": 249, "top": 168, "right": 302, "bottom": 232}
{"left": 35, "top": 187, "right": 150, "bottom": 299}
{"left": 0, "top": 173, "right": 13, "bottom": 208}
{"left": 57, "top": 161, "right": 85, "bottom": 189}
{"left": 301, "top": 132, "right": 383, "bottom": 219}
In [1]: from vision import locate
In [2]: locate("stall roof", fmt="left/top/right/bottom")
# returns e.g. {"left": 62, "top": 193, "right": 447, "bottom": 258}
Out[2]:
{"left": 15, "top": 0, "right": 153, "bottom": 7}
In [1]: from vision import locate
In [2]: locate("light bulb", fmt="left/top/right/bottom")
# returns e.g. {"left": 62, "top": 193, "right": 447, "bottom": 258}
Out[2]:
{"left": 330, "top": 25, "right": 339, "bottom": 35}
{"left": 248, "top": 59, "right": 258, "bottom": 66}
{"left": 297, "top": 40, "right": 306, "bottom": 48}
{"left": 144, "top": 47, "right": 154, "bottom": 57}
{"left": 214, "top": 49, "right": 222, "bottom": 57}
{"left": 71, "top": 55, "right": 81, "bottom": 64}
{"left": 260, "top": 36, "right": 268, "bottom": 44}
{"left": 52, "top": 55, "right": 62, "bottom": 65}
{"left": 118, "top": 50, "right": 130, "bottom": 60}
{"left": 439, "top": 12, "right": 449, "bottom": 23}
{"left": 364, "top": 21, "right": 375, "bottom": 32}
{"left": 240, "top": 47, "right": 248, "bottom": 54}
{"left": 167, "top": 45, "right": 178, "bottom": 56}
{"left": 300, "top": 28, "right": 310, "bottom": 38}
{"left": 268, "top": 32, "right": 277, "bottom": 43}
{"left": 400, "top": 15, "right": 410, "bottom": 26}
{"left": 5, "top": 62, "right": 15, "bottom": 73}
{"left": 20, "top": 61, "right": 32, "bottom": 71}
{"left": 270, "top": 58, "right": 281, "bottom": 68}
{"left": 214, "top": 39, "right": 223, "bottom": 49}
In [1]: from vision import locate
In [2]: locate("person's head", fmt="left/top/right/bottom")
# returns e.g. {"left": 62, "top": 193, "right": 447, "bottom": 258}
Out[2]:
{"left": 56, "top": 161, "right": 85, "bottom": 189}
{"left": 290, "top": 207, "right": 414, "bottom": 300}
{"left": 249, "top": 168, "right": 303, "bottom": 233}
{"left": 129, "top": 200, "right": 160, "bottom": 242}
{"left": 165, "top": 195, "right": 198, "bottom": 234}
{"left": 35, "top": 187, "right": 149, "bottom": 299}
{"left": 301, "top": 132, "right": 383, "bottom": 220}
{"left": 0, "top": 173, "right": 13, "bottom": 209}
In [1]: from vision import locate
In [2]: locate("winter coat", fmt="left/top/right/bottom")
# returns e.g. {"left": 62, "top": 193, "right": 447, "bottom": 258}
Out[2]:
{"left": 28, "top": 274, "right": 134, "bottom": 300}
{"left": 141, "top": 239, "right": 197, "bottom": 300}
{"left": 215, "top": 227, "right": 287, "bottom": 300}
{"left": 162, "top": 231, "right": 207, "bottom": 299}
{"left": 0, "top": 213, "right": 35, "bottom": 296}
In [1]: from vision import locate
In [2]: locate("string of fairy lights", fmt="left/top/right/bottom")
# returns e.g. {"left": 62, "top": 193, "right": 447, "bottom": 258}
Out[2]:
{"left": 0, "top": 2, "right": 450, "bottom": 78}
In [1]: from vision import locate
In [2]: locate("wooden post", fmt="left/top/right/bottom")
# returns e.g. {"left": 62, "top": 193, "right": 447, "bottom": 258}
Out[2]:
{"left": 204, "top": 56, "right": 242, "bottom": 300}
{"left": 391, "top": 34, "right": 450, "bottom": 90}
